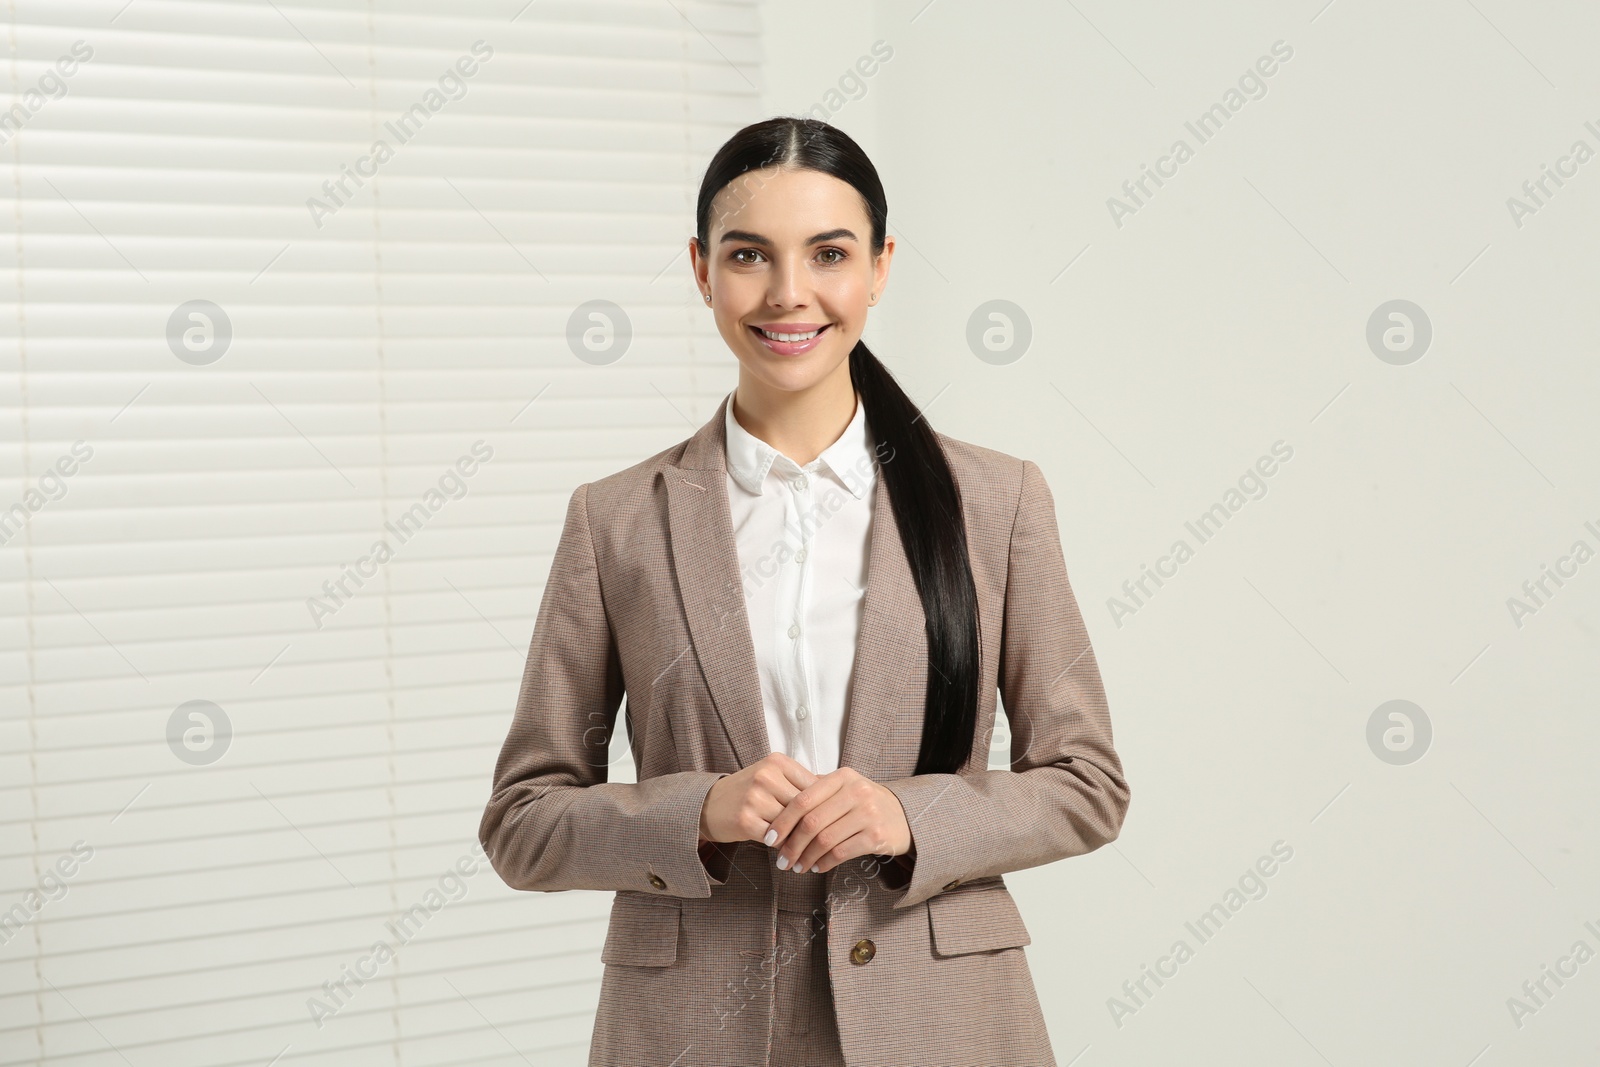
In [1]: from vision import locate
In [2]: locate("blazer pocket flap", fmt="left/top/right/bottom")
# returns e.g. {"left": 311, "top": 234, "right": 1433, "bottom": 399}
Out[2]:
{"left": 926, "top": 885, "right": 1032, "bottom": 957}
{"left": 601, "top": 894, "right": 681, "bottom": 967}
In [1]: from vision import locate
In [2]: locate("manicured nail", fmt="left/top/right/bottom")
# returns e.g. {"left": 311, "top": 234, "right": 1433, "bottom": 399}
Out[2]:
{"left": 763, "top": 828, "right": 778, "bottom": 846}
{"left": 776, "top": 853, "right": 789, "bottom": 870}
{"left": 809, "top": 865, "right": 819, "bottom": 873}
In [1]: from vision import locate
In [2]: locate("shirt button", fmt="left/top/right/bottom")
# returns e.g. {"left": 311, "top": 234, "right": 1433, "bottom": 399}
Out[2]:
{"left": 648, "top": 874, "right": 666, "bottom": 890}
{"left": 850, "top": 938, "right": 877, "bottom": 965}
{"left": 787, "top": 623, "right": 801, "bottom": 639}
{"left": 795, "top": 705, "right": 808, "bottom": 720}
{"left": 793, "top": 475, "right": 808, "bottom": 491}
{"left": 795, "top": 547, "right": 808, "bottom": 564}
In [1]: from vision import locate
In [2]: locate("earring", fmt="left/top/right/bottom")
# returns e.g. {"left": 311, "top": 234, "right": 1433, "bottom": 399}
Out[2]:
{"left": 869, "top": 293, "right": 877, "bottom": 304}
{"left": 704, "top": 292, "right": 712, "bottom": 303}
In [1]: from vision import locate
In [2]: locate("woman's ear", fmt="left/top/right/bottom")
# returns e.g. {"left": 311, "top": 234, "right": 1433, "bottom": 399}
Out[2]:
{"left": 871, "top": 235, "right": 896, "bottom": 305}
{"left": 688, "top": 236, "right": 710, "bottom": 300}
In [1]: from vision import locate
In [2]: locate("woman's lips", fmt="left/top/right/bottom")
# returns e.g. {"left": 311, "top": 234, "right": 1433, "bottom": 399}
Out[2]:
{"left": 749, "top": 323, "right": 831, "bottom": 356}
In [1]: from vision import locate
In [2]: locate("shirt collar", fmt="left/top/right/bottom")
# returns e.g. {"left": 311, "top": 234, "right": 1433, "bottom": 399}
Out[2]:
{"left": 723, "top": 390, "right": 876, "bottom": 500}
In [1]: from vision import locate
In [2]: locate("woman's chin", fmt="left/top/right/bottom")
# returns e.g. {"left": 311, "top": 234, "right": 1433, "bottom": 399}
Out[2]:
{"left": 739, "top": 350, "right": 853, "bottom": 392}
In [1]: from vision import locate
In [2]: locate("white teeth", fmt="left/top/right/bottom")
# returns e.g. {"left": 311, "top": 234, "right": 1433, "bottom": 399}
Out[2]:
{"left": 760, "top": 327, "right": 822, "bottom": 342}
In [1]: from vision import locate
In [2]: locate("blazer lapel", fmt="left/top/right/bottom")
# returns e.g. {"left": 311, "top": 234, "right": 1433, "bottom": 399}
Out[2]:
{"left": 837, "top": 471, "right": 925, "bottom": 779}
{"left": 664, "top": 394, "right": 926, "bottom": 780}
{"left": 665, "top": 397, "right": 770, "bottom": 769}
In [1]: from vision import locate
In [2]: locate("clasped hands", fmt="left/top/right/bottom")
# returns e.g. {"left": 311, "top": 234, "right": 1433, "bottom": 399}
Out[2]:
{"left": 698, "top": 752, "right": 913, "bottom": 875}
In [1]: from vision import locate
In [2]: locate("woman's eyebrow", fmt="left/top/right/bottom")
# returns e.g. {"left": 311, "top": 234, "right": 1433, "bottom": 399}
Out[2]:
{"left": 717, "top": 228, "right": 859, "bottom": 246}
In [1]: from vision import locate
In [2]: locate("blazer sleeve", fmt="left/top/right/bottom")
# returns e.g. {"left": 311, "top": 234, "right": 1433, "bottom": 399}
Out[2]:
{"left": 478, "top": 482, "right": 732, "bottom": 898}
{"left": 879, "top": 458, "right": 1131, "bottom": 910}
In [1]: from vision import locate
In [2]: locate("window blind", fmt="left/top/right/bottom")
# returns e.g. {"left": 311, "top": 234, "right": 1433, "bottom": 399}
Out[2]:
{"left": 0, "top": 1, "right": 760, "bottom": 1063}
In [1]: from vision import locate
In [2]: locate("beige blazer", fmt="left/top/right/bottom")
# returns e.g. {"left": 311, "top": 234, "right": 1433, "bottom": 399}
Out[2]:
{"left": 479, "top": 394, "right": 1130, "bottom": 1067}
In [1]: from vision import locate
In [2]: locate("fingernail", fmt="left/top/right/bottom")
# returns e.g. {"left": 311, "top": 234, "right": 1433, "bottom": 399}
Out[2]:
{"left": 776, "top": 853, "right": 789, "bottom": 870}
{"left": 763, "top": 828, "right": 777, "bottom": 847}
{"left": 809, "top": 865, "right": 819, "bottom": 873}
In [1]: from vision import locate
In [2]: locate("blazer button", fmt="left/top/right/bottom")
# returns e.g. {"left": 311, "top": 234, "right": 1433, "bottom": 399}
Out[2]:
{"left": 850, "top": 938, "right": 877, "bottom": 965}
{"left": 943, "top": 879, "right": 961, "bottom": 891}
{"left": 648, "top": 874, "right": 666, "bottom": 890}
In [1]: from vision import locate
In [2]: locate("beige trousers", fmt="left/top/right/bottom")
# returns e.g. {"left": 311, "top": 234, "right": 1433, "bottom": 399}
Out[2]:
{"left": 768, "top": 865, "right": 846, "bottom": 1067}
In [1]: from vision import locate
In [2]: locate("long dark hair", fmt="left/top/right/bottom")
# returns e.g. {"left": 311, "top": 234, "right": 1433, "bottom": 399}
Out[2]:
{"left": 695, "top": 117, "right": 980, "bottom": 776}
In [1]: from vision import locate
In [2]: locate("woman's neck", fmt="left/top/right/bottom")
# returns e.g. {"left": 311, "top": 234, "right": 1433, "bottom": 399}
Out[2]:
{"left": 731, "top": 367, "right": 858, "bottom": 468}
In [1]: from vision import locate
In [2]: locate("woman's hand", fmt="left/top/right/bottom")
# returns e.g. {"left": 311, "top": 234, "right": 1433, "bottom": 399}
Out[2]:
{"left": 763, "top": 766, "right": 912, "bottom": 874}
{"left": 698, "top": 752, "right": 818, "bottom": 845}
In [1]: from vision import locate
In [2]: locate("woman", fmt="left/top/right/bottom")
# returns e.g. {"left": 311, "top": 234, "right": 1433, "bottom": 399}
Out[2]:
{"left": 479, "top": 117, "right": 1130, "bottom": 1067}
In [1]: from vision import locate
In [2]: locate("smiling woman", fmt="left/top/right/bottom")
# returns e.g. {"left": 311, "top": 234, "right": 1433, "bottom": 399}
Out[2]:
{"left": 479, "top": 117, "right": 1130, "bottom": 1067}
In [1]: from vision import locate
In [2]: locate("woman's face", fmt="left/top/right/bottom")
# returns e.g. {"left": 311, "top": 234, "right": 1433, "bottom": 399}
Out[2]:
{"left": 691, "top": 166, "right": 894, "bottom": 398}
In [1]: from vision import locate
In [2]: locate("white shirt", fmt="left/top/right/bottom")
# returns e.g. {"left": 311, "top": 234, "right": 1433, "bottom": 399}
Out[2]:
{"left": 723, "top": 390, "right": 878, "bottom": 775}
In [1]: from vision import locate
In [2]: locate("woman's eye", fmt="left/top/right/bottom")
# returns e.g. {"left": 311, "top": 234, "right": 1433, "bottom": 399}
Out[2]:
{"left": 817, "top": 248, "right": 845, "bottom": 265}
{"left": 732, "top": 249, "right": 762, "bottom": 265}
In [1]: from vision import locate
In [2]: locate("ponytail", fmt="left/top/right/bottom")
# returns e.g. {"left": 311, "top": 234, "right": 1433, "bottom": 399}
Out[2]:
{"left": 848, "top": 340, "right": 981, "bottom": 774}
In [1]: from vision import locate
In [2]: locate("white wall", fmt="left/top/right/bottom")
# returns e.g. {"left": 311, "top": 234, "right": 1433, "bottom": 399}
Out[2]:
{"left": 761, "top": 1, "right": 1600, "bottom": 1063}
